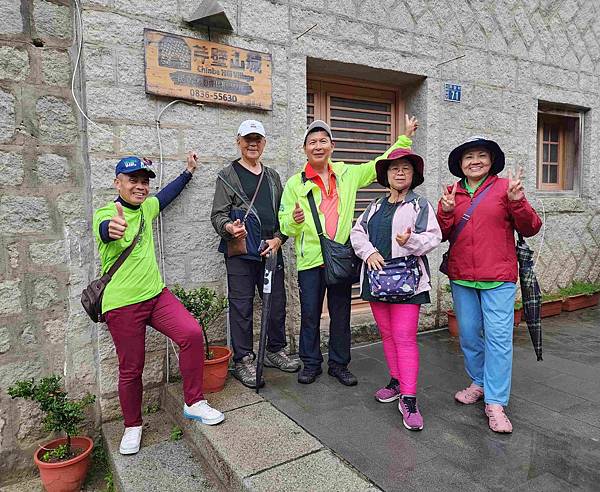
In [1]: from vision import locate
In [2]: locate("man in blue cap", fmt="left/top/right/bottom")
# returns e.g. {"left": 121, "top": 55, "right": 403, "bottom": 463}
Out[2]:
{"left": 93, "top": 152, "right": 224, "bottom": 456}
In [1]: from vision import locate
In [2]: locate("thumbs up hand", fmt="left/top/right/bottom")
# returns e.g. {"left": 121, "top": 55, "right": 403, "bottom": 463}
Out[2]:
{"left": 225, "top": 219, "right": 247, "bottom": 239}
{"left": 109, "top": 202, "right": 128, "bottom": 240}
{"left": 395, "top": 227, "right": 412, "bottom": 247}
{"left": 293, "top": 202, "right": 305, "bottom": 224}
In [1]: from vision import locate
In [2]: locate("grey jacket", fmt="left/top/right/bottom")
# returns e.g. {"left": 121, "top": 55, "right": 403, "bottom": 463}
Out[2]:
{"left": 210, "top": 159, "right": 286, "bottom": 243}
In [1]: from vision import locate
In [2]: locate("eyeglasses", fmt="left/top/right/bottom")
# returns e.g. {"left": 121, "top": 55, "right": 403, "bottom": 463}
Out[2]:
{"left": 388, "top": 167, "right": 413, "bottom": 175}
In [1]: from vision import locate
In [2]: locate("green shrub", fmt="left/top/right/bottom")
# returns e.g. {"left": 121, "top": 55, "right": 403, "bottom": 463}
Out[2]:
{"left": 7, "top": 375, "right": 95, "bottom": 462}
{"left": 171, "top": 285, "right": 227, "bottom": 359}
{"left": 542, "top": 292, "right": 563, "bottom": 302}
{"left": 558, "top": 281, "right": 600, "bottom": 297}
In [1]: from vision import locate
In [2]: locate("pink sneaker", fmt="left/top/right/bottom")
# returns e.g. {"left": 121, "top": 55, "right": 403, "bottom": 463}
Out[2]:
{"left": 455, "top": 383, "right": 484, "bottom": 404}
{"left": 485, "top": 404, "right": 513, "bottom": 433}
{"left": 398, "top": 396, "right": 423, "bottom": 431}
{"left": 374, "top": 378, "right": 401, "bottom": 403}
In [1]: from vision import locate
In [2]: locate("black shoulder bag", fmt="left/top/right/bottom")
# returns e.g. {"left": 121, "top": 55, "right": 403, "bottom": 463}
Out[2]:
{"left": 81, "top": 215, "right": 144, "bottom": 323}
{"left": 305, "top": 185, "right": 360, "bottom": 286}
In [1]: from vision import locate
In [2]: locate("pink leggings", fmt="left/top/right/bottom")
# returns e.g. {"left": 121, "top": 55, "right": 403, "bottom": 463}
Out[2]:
{"left": 370, "top": 302, "right": 420, "bottom": 395}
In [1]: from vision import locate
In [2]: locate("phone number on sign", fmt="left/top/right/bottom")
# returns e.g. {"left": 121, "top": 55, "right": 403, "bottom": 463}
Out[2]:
{"left": 189, "top": 89, "right": 238, "bottom": 102}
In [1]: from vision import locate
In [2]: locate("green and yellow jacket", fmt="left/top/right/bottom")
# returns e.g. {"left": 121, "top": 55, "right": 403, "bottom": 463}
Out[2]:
{"left": 279, "top": 135, "right": 412, "bottom": 271}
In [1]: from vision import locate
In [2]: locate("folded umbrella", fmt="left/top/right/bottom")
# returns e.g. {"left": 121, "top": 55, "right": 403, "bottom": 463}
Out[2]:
{"left": 255, "top": 250, "right": 278, "bottom": 393}
{"left": 516, "top": 234, "right": 543, "bottom": 361}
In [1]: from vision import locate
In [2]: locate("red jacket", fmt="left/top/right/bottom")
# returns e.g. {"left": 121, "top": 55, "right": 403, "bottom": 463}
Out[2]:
{"left": 436, "top": 175, "right": 542, "bottom": 283}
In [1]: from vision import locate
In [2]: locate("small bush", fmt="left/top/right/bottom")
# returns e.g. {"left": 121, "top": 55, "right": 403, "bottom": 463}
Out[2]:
{"left": 559, "top": 281, "right": 600, "bottom": 298}
{"left": 172, "top": 285, "right": 227, "bottom": 359}
{"left": 7, "top": 375, "right": 95, "bottom": 462}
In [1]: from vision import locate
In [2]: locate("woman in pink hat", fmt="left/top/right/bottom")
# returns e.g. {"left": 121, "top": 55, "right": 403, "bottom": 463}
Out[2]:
{"left": 351, "top": 148, "right": 441, "bottom": 431}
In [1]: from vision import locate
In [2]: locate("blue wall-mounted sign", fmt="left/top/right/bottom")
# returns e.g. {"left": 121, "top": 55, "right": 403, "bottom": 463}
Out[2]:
{"left": 444, "top": 83, "right": 461, "bottom": 102}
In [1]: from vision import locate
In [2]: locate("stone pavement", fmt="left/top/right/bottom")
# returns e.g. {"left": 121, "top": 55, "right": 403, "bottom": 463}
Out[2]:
{"left": 261, "top": 306, "right": 600, "bottom": 491}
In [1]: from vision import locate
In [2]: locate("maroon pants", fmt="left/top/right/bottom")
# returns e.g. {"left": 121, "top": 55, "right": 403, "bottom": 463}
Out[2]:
{"left": 106, "top": 288, "right": 205, "bottom": 427}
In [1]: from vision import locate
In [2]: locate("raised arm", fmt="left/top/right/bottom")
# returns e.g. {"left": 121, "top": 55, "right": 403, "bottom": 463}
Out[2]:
{"left": 352, "top": 115, "right": 418, "bottom": 188}
{"left": 155, "top": 151, "right": 197, "bottom": 211}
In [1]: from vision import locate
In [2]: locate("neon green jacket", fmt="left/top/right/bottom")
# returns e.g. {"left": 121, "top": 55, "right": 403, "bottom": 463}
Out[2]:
{"left": 279, "top": 135, "right": 413, "bottom": 271}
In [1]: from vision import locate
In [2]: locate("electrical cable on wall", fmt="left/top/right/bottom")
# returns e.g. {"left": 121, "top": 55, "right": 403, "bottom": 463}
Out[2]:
{"left": 71, "top": 0, "right": 207, "bottom": 382}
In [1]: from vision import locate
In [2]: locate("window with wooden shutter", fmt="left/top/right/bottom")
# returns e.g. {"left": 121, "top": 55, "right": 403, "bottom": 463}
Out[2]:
{"left": 307, "top": 77, "right": 404, "bottom": 308}
{"left": 536, "top": 106, "right": 582, "bottom": 192}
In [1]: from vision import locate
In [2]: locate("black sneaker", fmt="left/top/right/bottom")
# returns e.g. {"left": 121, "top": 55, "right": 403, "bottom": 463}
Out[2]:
{"left": 297, "top": 367, "right": 322, "bottom": 384}
{"left": 327, "top": 366, "right": 358, "bottom": 386}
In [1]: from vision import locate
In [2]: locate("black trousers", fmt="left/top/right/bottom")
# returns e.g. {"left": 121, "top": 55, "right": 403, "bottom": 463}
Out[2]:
{"left": 225, "top": 256, "right": 287, "bottom": 362}
{"left": 297, "top": 266, "right": 352, "bottom": 370}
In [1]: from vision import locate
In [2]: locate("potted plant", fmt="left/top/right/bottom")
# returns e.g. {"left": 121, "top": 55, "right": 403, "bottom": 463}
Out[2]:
{"left": 7, "top": 375, "right": 95, "bottom": 492}
{"left": 172, "top": 285, "right": 232, "bottom": 393}
{"left": 559, "top": 281, "right": 600, "bottom": 312}
{"left": 541, "top": 292, "right": 563, "bottom": 318}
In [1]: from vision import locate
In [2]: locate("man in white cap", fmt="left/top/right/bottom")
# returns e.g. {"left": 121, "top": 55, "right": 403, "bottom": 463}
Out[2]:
{"left": 211, "top": 120, "right": 300, "bottom": 388}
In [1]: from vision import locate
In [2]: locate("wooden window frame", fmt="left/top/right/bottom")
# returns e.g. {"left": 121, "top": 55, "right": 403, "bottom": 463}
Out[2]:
{"left": 536, "top": 108, "right": 583, "bottom": 192}
{"left": 537, "top": 114, "right": 565, "bottom": 191}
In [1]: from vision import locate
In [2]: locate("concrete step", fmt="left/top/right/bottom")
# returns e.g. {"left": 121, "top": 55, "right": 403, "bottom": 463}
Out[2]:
{"left": 163, "top": 379, "right": 379, "bottom": 491}
{"left": 102, "top": 411, "right": 225, "bottom": 492}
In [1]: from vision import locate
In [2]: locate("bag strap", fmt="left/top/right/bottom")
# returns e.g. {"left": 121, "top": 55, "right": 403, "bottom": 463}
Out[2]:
{"left": 106, "top": 213, "right": 144, "bottom": 279}
{"left": 306, "top": 190, "right": 324, "bottom": 237}
{"left": 242, "top": 168, "right": 265, "bottom": 223}
{"left": 302, "top": 171, "right": 325, "bottom": 238}
{"left": 448, "top": 182, "right": 493, "bottom": 246}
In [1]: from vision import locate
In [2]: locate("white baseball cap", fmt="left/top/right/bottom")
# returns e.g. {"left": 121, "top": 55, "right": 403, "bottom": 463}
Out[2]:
{"left": 237, "top": 120, "right": 266, "bottom": 137}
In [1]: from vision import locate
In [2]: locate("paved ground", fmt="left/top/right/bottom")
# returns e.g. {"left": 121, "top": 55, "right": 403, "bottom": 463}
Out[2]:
{"left": 261, "top": 306, "right": 600, "bottom": 491}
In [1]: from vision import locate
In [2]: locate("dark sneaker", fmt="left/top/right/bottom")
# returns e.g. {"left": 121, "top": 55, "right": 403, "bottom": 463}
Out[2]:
{"left": 233, "top": 355, "right": 264, "bottom": 389}
{"left": 327, "top": 366, "right": 358, "bottom": 386}
{"left": 297, "top": 367, "right": 322, "bottom": 384}
{"left": 398, "top": 396, "right": 424, "bottom": 431}
{"left": 264, "top": 350, "right": 301, "bottom": 373}
{"left": 375, "top": 377, "right": 401, "bottom": 403}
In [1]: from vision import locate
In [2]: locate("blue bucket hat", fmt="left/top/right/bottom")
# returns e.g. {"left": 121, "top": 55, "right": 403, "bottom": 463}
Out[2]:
{"left": 115, "top": 156, "right": 156, "bottom": 178}
{"left": 448, "top": 136, "right": 505, "bottom": 178}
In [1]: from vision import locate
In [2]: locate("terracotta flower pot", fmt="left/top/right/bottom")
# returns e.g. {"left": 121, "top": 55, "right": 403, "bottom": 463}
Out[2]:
{"left": 203, "top": 345, "right": 232, "bottom": 393}
{"left": 447, "top": 309, "right": 459, "bottom": 337}
{"left": 514, "top": 308, "right": 523, "bottom": 326}
{"left": 34, "top": 436, "right": 93, "bottom": 492}
{"left": 541, "top": 299, "right": 563, "bottom": 318}
{"left": 562, "top": 293, "right": 600, "bottom": 312}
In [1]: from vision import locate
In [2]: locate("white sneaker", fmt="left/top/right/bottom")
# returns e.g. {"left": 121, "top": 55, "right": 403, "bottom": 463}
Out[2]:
{"left": 119, "top": 425, "right": 142, "bottom": 455}
{"left": 183, "top": 400, "right": 225, "bottom": 425}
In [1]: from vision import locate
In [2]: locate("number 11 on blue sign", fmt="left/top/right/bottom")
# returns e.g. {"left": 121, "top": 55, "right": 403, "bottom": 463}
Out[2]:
{"left": 444, "top": 83, "right": 461, "bottom": 102}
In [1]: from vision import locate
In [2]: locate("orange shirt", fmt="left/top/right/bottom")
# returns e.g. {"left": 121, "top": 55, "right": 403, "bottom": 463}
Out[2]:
{"left": 305, "top": 163, "right": 339, "bottom": 240}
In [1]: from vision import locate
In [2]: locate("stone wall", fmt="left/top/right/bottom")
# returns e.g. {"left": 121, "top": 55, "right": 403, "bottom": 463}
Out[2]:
{"left": 1, "top": 0, "right": 599, "bottom": 481}
{"left": 0, "top": 0, "right": 99, "bottom": 479}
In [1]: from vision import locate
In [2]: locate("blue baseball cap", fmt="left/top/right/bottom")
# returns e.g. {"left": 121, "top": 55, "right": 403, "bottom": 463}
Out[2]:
{"left": 115, "top": 156, "right": 156, "bottom": 178}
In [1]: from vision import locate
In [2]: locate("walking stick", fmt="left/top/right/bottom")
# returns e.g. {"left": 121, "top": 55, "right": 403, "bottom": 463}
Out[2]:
{"left": 256, "top": 250, "right": 277, "bottom": 394}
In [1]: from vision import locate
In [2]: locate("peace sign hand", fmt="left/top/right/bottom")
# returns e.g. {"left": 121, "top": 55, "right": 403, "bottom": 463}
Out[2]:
{"left": 404, "top": 114, "right": 419, "bottom": 138}
{"left": 441, "top": 182, "right": 458, "bottom": 213}
{"left": 507, "top": 166, "right": 525, "bottom": 201}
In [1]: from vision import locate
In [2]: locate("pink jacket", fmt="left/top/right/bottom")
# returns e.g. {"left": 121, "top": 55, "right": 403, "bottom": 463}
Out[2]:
{"left": 350, "top": 191, "right": 442, "bottom": 296}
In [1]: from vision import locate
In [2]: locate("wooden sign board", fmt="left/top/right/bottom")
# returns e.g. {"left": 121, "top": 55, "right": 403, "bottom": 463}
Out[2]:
{"left": 144, "top": 29, "right": 272, "bottom": 111}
